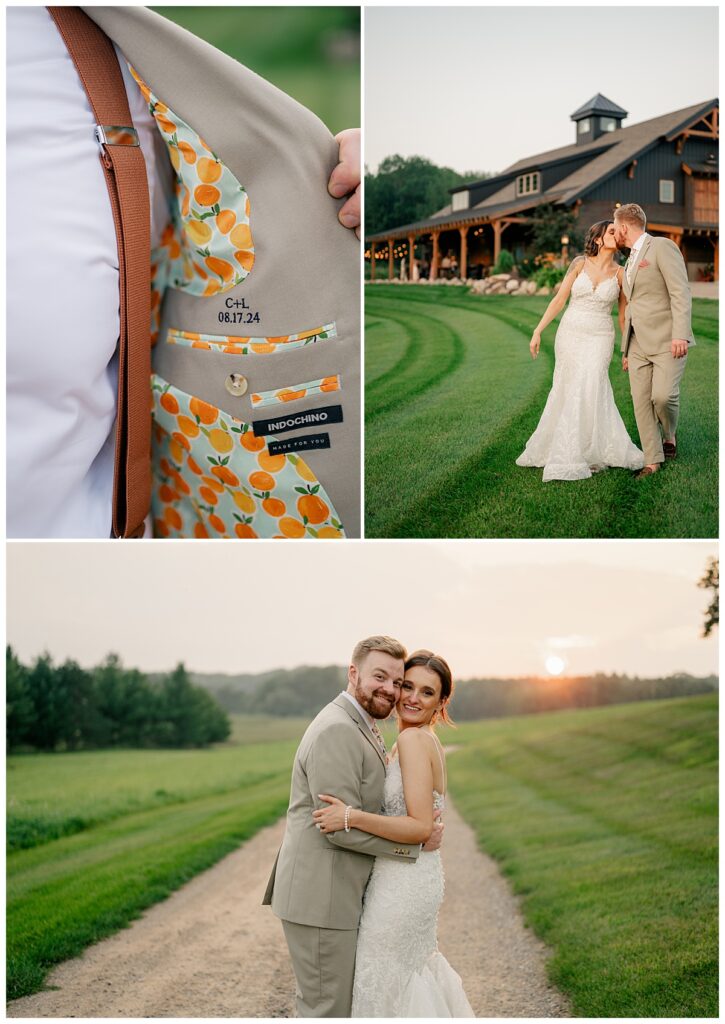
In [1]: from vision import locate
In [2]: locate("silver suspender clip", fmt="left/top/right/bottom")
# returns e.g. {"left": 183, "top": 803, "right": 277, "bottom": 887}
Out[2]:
{"left": 95, "top": 125, "right": 140, "bottom": 150}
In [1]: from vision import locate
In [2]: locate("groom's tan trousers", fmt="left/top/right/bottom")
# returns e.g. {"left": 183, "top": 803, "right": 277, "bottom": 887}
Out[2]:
{"left": 627, "top": 332, "right": 688, "bottom": 465}
{"left": 282, "top": 920, "right": 358, "bottom": 1017}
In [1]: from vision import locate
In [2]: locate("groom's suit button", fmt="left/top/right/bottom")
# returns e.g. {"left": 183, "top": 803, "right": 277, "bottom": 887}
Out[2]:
{"left": 225, "top": 373, "right": 248, "bottom": 396}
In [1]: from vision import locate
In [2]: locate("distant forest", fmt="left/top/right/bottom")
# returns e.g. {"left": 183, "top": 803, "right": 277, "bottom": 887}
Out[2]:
{"left": 201, "top": 665, "right": 718, "bottom": 721}
{"left": 8, "top": 648, "right": 717, "bottom": 752}
{"left": 365, "top": 155, "right": 492, "bottom": 238}
{"left": 6, "top": 648, "right": 230, "bottom": 753}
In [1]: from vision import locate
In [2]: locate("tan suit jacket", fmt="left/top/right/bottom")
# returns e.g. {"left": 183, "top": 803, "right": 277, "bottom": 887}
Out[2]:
{"left": 621, "top": 234, "right": 695, "bottom": 357}
{"left": 263, "top": 694, "right": 419, "bottom": 929}
{"left": 83, "top": 7, "right": 361, "bottom": 536}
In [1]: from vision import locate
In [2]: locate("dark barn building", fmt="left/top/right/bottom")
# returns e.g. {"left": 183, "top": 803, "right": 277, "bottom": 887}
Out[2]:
{"left": 366, "top": 95, "right": 719, "bottom": 282}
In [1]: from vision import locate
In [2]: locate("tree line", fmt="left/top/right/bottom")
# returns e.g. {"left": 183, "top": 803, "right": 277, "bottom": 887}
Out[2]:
{"left": 6, "top": 648, "right": 230, "bottom": 752}
{"left": 208, "top": 664, "right": 717, "bottom": 721}
{"left": 365, "top": 155, "right": 491, "bottom": 238}
{"left": 449, "top": 672, "right": 718, "bottom": 721}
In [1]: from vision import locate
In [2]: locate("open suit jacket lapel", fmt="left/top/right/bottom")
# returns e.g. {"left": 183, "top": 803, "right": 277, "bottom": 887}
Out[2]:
{"left": 334, "top": 694, "right": 387, "bottom": 770}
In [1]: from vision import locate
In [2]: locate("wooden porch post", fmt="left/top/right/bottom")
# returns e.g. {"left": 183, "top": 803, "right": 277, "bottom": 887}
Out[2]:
{"left": 370, "top": 242, "right": 376, "bottom": 281}
{"left": 408, "top": 235, "right": 415, "bottom": 281}
{"left": 459, "top": 226, "right": 468, "bottom": 280}
{"left": 431, "top": 231, "right": 440, "bottom": 280}
{"left": 388, "top": 238, "right": 394, "bottom": 281}
{"left": 492, "top": 219, "right": 502, "bottom": 264}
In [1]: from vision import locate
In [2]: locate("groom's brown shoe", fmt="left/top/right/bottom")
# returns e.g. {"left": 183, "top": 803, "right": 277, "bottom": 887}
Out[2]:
{"left": 635, "top": 465, "right": 660, "bottom": 478}
{"left": 663, "top": 441, "right": 677, "bottom": 459}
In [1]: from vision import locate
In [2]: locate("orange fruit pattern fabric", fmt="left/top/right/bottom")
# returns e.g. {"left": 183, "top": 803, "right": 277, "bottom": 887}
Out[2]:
{"left": 250, "top": 375, "right": 341, "bottom": 409}
{"left": 166, "top": 322, "right": 337, "bottom": 355}
{"left": 151, "top": 374, "right": 345, "bottom": 540}
{"left": 127, "top": 64, "right": 255, "bottom": 341}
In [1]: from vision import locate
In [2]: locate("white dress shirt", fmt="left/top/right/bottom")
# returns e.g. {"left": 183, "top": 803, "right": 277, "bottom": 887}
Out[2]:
{"left": 7, "top": 7, "right": 167, "bottom": 537}
{"left": 626, "top": 231, "right": 649, "bottom": 283}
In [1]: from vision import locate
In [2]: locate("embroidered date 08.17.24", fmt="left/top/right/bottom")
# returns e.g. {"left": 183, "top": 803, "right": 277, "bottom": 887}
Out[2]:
{"left": 218, "top": 297, "right": 260, "bottom": 325}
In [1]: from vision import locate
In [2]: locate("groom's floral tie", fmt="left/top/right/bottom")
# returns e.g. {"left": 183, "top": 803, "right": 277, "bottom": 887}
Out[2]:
{"left": 370, "top": 721, "right": 387, "bottom": 761}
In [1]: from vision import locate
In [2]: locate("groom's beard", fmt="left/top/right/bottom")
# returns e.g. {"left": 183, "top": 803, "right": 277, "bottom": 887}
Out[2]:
{"left": 354, "top": 683, "right": 396, "bottom": 720}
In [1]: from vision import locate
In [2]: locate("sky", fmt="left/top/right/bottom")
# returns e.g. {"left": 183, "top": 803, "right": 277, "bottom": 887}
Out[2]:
{"left": 6, "top": 541, "right": 718, "bottom": 680}
{"left": 365, "top": 6, "right": 719, "bottom": 174}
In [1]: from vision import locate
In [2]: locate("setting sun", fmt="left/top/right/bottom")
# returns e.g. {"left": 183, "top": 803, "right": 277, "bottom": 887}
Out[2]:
{"left": 545, "top": 655, "right": 566, "bottom": 677}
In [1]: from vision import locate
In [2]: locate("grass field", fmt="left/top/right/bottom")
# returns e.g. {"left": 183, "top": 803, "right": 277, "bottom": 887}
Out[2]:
{"left": 365, "top": 285, "right": 718, "bottom": 537}
{"left": 448, "top": 692, "right": 719, "bottom": 1017}
{"left": 8, "top": 698, "right": 717, "bottom": 1014}
{"left": 6, "top": 718, "right": 307, "bottom": 1000}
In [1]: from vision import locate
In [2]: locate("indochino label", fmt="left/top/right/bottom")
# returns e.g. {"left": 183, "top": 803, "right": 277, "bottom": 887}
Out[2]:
{"left": 252, "top": 404, "right": 344, "bottom": 437}
{"left": 268, "top": 433, "right": 331, "bottom": 456}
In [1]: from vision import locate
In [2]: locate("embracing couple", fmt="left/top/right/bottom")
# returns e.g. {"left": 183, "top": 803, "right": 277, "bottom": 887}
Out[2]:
{"left": 517, "top": 203, "right": 695, "bottom": 482}
{"left": 263, "top": 635, "right": 473, "bottom": 1017}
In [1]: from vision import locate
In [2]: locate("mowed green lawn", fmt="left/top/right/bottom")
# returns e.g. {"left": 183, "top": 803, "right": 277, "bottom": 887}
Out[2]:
{"left": 7, "top": 717, "right": 308, "bottom": 1001}
{"left": 448, "top": 693, "right": 718, "bottom": 1017}
{"left": 8, "top": 700, "right": 717, "bottom": 1015}
{"left": 365, "top": 286, "right": 718, "bottom": 537}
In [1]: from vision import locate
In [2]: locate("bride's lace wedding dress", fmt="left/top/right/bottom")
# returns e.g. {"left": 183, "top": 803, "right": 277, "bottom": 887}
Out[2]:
{"left": 351, "top": 755, "right": 473, "bottom": 1018}
{"left": 516, "top": 268, "right": 644, "bottom": 481}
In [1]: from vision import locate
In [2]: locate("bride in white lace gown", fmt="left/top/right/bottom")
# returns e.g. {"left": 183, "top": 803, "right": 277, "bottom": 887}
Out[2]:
{"left": 313, "top": 651, "right": 473, "bottom": 1018}
{"left": 516, "top": 220, "right": 644, "bottom": 481}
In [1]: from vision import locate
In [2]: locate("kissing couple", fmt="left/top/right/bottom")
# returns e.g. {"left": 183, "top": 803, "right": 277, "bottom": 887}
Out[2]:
{"left": 517, "top": 203, "right": 695, "bottom": 481}
{"left": 263, "top": 635, "right": 473, "bottom": 1017}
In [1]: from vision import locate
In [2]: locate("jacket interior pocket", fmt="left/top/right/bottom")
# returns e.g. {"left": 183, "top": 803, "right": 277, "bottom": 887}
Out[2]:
{"left": 166, "top": 321, "right": 337, "bottom": 355}
{"left": 250, "top": 375, "right": 341, "bottom": 409}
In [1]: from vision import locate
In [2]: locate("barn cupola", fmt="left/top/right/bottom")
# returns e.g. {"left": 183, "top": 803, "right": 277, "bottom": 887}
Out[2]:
{"left": 571, "top": 94, "right": 628, "bottom": 145}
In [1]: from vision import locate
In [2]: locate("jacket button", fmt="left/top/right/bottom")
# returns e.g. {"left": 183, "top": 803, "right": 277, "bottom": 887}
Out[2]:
{"left": 225, "top": 373, "right": 248, "bottom": 397}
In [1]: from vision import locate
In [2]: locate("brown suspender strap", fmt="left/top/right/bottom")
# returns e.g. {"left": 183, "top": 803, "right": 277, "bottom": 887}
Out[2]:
{"left": 48, "top": 7, "right": 151, "bottom": 538}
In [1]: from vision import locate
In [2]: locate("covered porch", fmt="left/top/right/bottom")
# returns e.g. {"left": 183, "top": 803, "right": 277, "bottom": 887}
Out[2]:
{"left": 365, "top": 214, "right": 531, "bottom": 282}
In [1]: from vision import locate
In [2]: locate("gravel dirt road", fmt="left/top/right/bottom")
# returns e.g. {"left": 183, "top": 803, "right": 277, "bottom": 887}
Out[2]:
{"left": 9, "top": 800, "right": 570, "bottom": 1017}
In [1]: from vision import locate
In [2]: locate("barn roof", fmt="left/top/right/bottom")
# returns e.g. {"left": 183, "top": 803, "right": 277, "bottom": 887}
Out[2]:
{"left": 367, "top": 98, "right": 718, "bottom": 243}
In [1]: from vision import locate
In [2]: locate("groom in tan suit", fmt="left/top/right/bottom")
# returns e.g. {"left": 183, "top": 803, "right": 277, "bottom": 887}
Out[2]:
{"left": 614, "top": 203, "right": 695, "bottom": 477}
{"left": 263, "top": 635, "right": 441, "bottom": 1017}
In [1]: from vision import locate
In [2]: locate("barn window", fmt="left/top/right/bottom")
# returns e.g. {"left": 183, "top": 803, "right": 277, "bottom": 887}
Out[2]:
{"left": 600, "top": 117, "right": 617, "bottom": 132}
{"left": 578, "top": 118, "right": 591, "bottom": 134}
{"left": 452, "top": 190, "right": 469, "bottom": 211}
{"left": 659, "top": 180, "right": 675, "bottom": 204}
{"left": 517, "top": 172, "right": 541, "bottom": 196}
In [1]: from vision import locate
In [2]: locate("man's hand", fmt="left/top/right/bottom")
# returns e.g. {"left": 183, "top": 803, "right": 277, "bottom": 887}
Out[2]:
{"left": 328, "top": 128, "right": 360, "bottom": 237}
{"left": 622, "top": 355, "right": 629, "bottom": 372}
{"left": 422, "top": 817, "right": 444, "bottom": 852}
{"left": 671, "top": 339, "right": 688, "bottom": 359}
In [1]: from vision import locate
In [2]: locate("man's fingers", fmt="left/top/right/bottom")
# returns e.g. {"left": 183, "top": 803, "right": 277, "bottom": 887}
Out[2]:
{"left": 329, "top": 128, "right": 361, "bottom": 199}
{"left": 338, "top": 184, "right": 360, "bottom": 231}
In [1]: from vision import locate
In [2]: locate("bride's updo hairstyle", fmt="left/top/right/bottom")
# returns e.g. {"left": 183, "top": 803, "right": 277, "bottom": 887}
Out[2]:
{"left": 584, "top": 220, "right": 613, "bottom": 257}
{"left": 404, "top": 650, "right": 455, "bottom": 726}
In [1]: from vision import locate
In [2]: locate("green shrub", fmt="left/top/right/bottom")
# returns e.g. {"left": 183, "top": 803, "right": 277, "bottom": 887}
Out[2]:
{"left": 492, "top": 249, "right": 514, "bottom": 274}
{"left": 534, "top": 264, "right": 567, "bottom": 288}
{"left": 517, "top": 256, "right": 537, "bottom": 279}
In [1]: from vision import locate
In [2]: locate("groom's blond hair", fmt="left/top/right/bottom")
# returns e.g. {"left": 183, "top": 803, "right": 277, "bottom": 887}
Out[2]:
{"left": 351, "top": 635, "right": 407, "bottom": 667}
{"left": 614, "top": 203, "right": 646, "bottom": 230}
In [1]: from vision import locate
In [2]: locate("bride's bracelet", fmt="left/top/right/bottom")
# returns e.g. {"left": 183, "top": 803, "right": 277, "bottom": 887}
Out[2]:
{"left": 344, "top": 805, "right": 353, "bottom": 832}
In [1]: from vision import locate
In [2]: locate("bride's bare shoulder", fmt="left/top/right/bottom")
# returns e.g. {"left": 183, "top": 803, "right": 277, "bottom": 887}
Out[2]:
{"left": 567, "top": 254, "right": 586, "bottom": 276}
{"left": 396, "top": 727, "right": 425, "bottom": 750}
